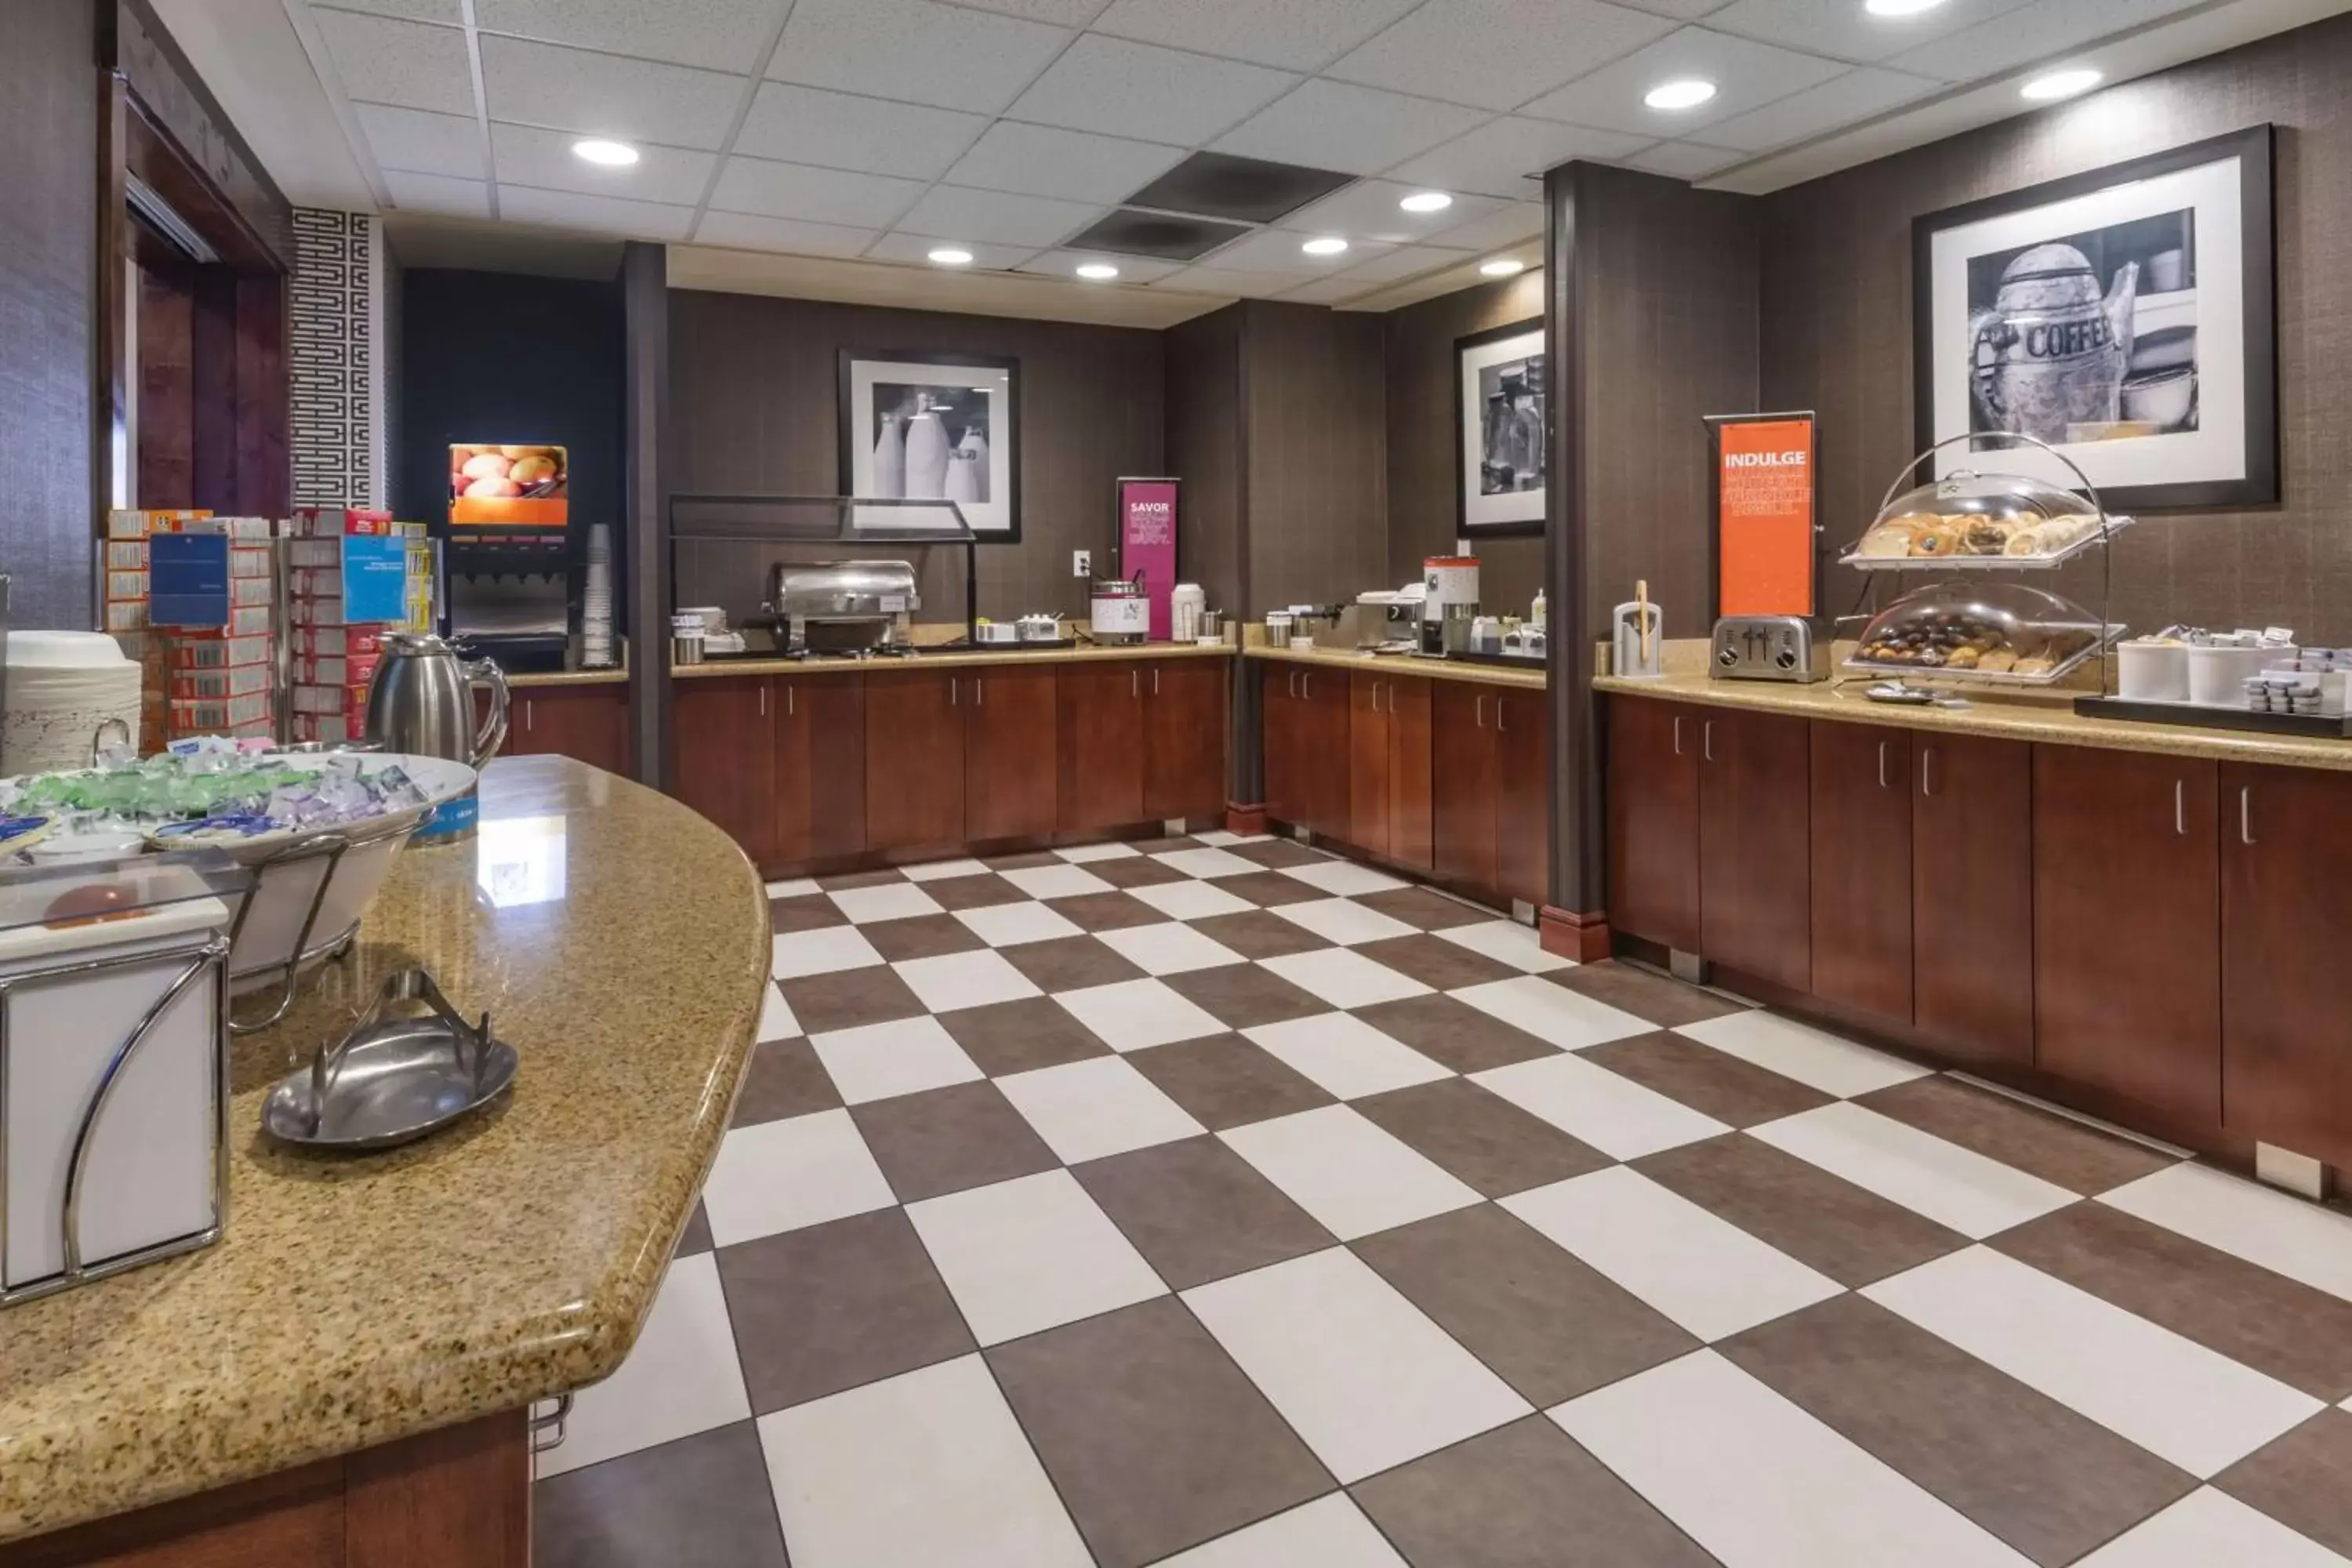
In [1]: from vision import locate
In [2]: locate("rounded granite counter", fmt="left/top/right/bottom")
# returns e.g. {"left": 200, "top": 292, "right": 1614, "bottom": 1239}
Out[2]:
{"left": 0, "top": 756, "right": 770, "bottom": 1544}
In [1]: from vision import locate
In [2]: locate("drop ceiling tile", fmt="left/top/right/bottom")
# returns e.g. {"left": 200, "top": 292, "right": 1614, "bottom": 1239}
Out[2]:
{"left": 478, "top": 35, "right": 743, "bottom": 150}
{"left": 1704, "top": 0, "right": 2042, "bottom": 67}
{"left": 1154, "top": 266, "right": 1301, "bottom": 297}
{"left": 1211, "top": 81, "right": 1490, "bottom": 177}
{"left": 1065, "top": 207, "right": 1254, "bottom": 260}
{"left": 488, "top": 122, "right": 715, "bottom": 203}
{"left": 1323, "top": 0, "right": 1678, "bottom": 111}
{"left": 709, "top": 156, "right": 929, "bottom": 227}
{"left": 354, "top": 103, "right": 482, "bottom": 178}
{"left": 1623, "top": 138, "right": 1744, "bottom": 177}
{"left": 1005, "top": 34, "right": 1298, "bottom": 145}
{"left": 1087, "top": 0, "right": 1422, "bottom": 70}
{"left": 1275, "top": 180, "right": 1508, "bottom": 245}
{"left": 1701, "top": 65, "right": 1939, "bottom": 151}
{"left": 473, "top": 0, "right": 782, "bottom": 71}
{"left": 1614, "top": 0, "right": 1744, "bottom": 16}
{"left": 1886, "top": 0, "right": 2196, "bottom": 80}
{"left": 1427, "top": 199, "right": 1545, "bottom": 249}
{"left": 314, "top": 0, "right": 458, "bottom": 22}
{"left": 499, "top": 183, "right": 696, "bottom": 240}
{"left": 735, "top": 83, "right": 987, "bottom": 180}
{"left": 893, "top": 185, "right": 1104, "bottom": 247}
{"left": 1330, "top": 242, "right": 1473, "bottom": 285}
{"left": 314, "top": 10, "right": 476, "bottom": 115}
{"left": 865, "top": 232, "right": 1042, "bottom": 270}
{"left": 942, "top": 122, "right": 1186, "bottom": 204}
{"left": 767, "top": 0, "right": 1073, "bottom": 114}
{"left": 1276, "top": 276, "right": 1372, "bottom": 305}
{"left": 1196, "top": 227, "right": 1396, "bottom": 275}
{"left": 1017, "top": 249, "right": 1184, "bottom": 283}
{"left": 1385, "top": 118, "right": 1651, "bottom": 201}
{"left": 954, "top": 0, "right": 1111, "bottom": 20}
{"left": 1518, "top": 27, "right": 1850, "bottom": 137}
{"left": 693, "top": 211, "right": 883, "bottom": 257}
{"left": 382, "top": 169, "right": 491, "bottom": 216}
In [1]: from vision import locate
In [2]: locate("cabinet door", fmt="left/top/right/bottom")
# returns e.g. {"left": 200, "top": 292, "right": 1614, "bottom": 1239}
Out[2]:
{"left": 966, "top": 665, "right": 1059, "bottom": 840}
{"left": 2033, "top": 744, "right": 2220, "bottom": 1124}
{"left": 1296, "top": 664, "right": 1351, "bottom": 840}
{"left": 511, "top": 685, "right": 630, "bottom": 775}
{"left": 1432, "top": 681, "right": 1499, "bottom": 893}
{"left": 1348, "top": 673, "right": 1392, "bottom": 858}
{"left": 672, "top": 677, "right": 775, "bottom": 864}
{"left": 1262, "top": 664, "right": 1299, "bottom": 827}
{"left": 1494, "top": 688, "right": 1547, "bottom": 909}
{"left": 1388, "top": 676, "right": 1434, "bottom": 874}
{"left": 1606, "top": 697, "right": 1699, "bottom": 951}
{"left": 864, "top": 669, "right": 965, "bottom": 851}
{"left": 1142, "top": 659, "right": 1228, "bottom": 822}
{"left": 2223, "top": 764, "right": 2352, "bottom": 1167}
{"left": 1697, "top": 707, "right": 1811, "bottom": 992}
{"left": 1059, "top": 662, "right": 1145, "bottom": 830}
{"left": 1911, "top": 733, "right": 2034, "bottom": 1067}
{"left": 775, "top": 676, "right": 865, "bottom": 866}
{"left": 1809, "top": 722, "right": 1912, "bottom": 1023}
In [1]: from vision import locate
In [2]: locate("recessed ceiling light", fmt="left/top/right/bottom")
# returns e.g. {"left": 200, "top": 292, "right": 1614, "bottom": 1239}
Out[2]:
{"left": 572, "top": 139, "right": 640, "bottom": 166}
{"left": 1864, "top": 0, "right": 1946, "bottom": 14}
{"left": 1479, "top": 258, "right": 1526, "bottom": 278}
{"left": 927, "top": 246, "right": 975, "bottom": 266}
{"left": 1075, "top": 262, "right": 1120, "bottom": 280}
{"left": 1399, "top": 191, "right": 1454, "bottom": 213}
{"left": 2020, "top": 67, "right": 2103, "bottom": 100}
{"left": 1301, "top": 237, "right": 1349, "bottom": 256}
{"left": 1643, "top": 78, "right": 1718, "bottom": 111}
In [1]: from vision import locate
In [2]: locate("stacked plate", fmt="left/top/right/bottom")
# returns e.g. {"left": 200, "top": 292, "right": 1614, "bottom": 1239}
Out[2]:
{"left": 583, "top": 523, "right": 616, "bottom": 668}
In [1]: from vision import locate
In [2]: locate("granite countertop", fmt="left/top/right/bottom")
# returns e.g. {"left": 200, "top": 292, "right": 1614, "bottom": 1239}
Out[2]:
{"left": 674, "top": 641, "right": 1236, "bottom": 679}
{"left": 1244, "top": 641, "right": 1548, "bottom": 691}
{"left": 0, "top": 757, "right": 770, "bottom": 1544}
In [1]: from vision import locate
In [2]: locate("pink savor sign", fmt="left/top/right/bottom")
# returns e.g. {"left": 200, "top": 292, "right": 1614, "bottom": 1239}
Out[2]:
{"left": 1115, "top": 477, "right": 1180, "bottom": 641}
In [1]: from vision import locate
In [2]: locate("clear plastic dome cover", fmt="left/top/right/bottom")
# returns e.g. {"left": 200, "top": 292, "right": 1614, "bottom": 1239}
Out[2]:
{"left": 1849, "top": 581, "right": 2108, "bottom": 681}
{"left": 1852, "top": 468, "right": 2108, "bottom": 561}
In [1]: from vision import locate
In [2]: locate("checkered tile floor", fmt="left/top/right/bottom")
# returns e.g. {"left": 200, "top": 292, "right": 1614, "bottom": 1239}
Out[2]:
{"left": 535, "top": 831, "right": 2352, "bottom": 1568}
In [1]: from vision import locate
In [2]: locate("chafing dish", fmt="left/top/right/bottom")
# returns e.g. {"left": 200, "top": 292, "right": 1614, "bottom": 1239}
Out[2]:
{"left": 764, "top": 560, "right": 918, "bottom": 654}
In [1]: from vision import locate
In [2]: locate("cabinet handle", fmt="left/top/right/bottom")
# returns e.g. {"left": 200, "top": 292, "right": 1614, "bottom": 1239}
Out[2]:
{"left": 1132, "top": 668, "right": 1140, "bottom": 699}
{"left": 1497, "top": 697, "right": 1508, "bottom": 733}
{"left": 1921, "top": 746, "right": 1934, "bottom": 797}
{"left": 975, "top": 675, "right": 984, "bottom": 707}
{"left": 1290, "top": 670, "right": 1300, "bottom": 699}
{"left": 786, "top": 684, "right": 794, "bottom": 717}
{"left": 1303, "top": 672, "right": 1312, "bottom": 700}
{"left": 2174, "top": 778, "right": 2186, "bottom": 837}
{"left": 1475, "top": 694, "right": 1486, "bottom": 729}
{"left": 1878, "top": 739, "right": 1889, "bottom": 789}
{"left": 1153, "top": 666, "right": 1160, "bottom": 697}
{"left": 2241, "top": 785, "right": 2255, "bottom": 846}
{"left": 758, "top": 686, "right": 766, "bottom": 717}
{"left": 1702, "top": 720, "right": 1715, "bottom": 763}
{"left": 524, "top": 698, "right": 534, "bottom": 733}
{"left": 949, "top": 678, "right": 958, "bottom": 706}
{"left": 1671, "top": 715, "right": 1683, "bottom": 756}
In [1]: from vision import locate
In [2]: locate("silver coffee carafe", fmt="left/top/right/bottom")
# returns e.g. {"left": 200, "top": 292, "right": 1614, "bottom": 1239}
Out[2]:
{"left": 364, "top": 633, "right": 510, "bottom": 844}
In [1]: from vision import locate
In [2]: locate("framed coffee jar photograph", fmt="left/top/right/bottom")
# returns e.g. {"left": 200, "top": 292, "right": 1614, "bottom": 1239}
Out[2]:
{"left": 1456, "top": 320, "right": 1547, "bottom": 535}
{"left": 839, "top": 350, "right": 1019, "bottom": 538}
{"left": 1913, "top": 124, "right": 2276, "bottom": 510}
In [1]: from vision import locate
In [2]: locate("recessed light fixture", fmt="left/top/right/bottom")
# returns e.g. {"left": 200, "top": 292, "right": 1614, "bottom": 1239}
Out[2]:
{"left": 2020, "top": 67, "right": 2103, "bottom": 100}
{"left": 1479, "top": 258, "right": 1526, "bottom": 278}
{"left": 1075, "top": 262, "right": 1120, "bottom": 280}
{"left": 572, "top": 139, "right": 640, "bottom": 166}
{"left": 1301, "top": 236, "right": 1350, "bottom": 256}
{"left": 927, "top": 246, "right": 975, "bottom": 266}
{"left": 1864, "top": 0, "right": 1946, "bottom": 14}
{"left": 1399, "top": 191, "right": 1454, "bottom": 213}
{"left": 1643, "top": 78, "right": 1718, "bottom": 111}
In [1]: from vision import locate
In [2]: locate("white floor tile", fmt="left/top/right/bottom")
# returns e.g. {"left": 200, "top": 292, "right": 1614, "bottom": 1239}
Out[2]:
{"left": 954, "top": 899, "right": 1083, "bottom": 947}
{"left": 891, "top": 948, "right": 1043, "bottom": 1013}
{"left": 1451, "top": 976, "right": 1651, "bottom": 1050}
{"left": 1273, "top": 897, "right": 1418, "bottom": 946}
{"left": 1096, "top": 920, "right": 1246, "bottom": 976}
{"left": 1675, "top": 1010, "right": 1930, "bottom": 1097}
{"left": 702, "top": 1109, "right": 897, "bottom": 1247}
{"left": 809, "top": 1014, "right": 985, "bottom": 1105}
{"left": 1505, "top": 1167, "right": 1842, "bottom": 1341}
{"left": 906, "top": 1168, "right": 1167, "bottom": 1345}
{"left": 2100, "top": 1162, "right": 2352, "bottom": 1304}
{"left": 1472, "top": 1052, "right": 1728, "bottom": 1161}
{"left": 1865, "top": 1247, "right": 2324, "bottom": 1477}
{"left": 772, "top": 925, "right": 884, "bottom": 981}
{"left": 1749, "top": 1102, "right": 2076, "bottom": 1240}
{"left": 1001, "top": 863, "right": 1116, "bottom": 901}
{"left": 1156, "top": 1494, "right": 1406, "bottom": 1567}
{"left": 1053, "top": 977, "right": 1226, "bottom": 1051}
{"left": 762, "top": 1355, "right": 1093, "bottom": 1568}
{"left": 1552, "top": 1350, "right": 2033, "bottom": 1568}
{"left": 1279, "top": 859, "right": 1408, "bottom": 896}
{"left": 1220, "top": 1105, "right": 1481, "bottom": 1241}
{"left": 1156, "top": 846, "right": 1262, "bottom": 879}
{"left": 1243, "top": 1013, "right": 1452, "bottom": 1100}
{"left": 1184, "top": 1247, "right": 1529, "bottom": 1483}
{"left": 829, "top": 882, "right": 943, "bottom": 924}
{"left": 2074, "top": 1488, "right": 2351, "bottom": 1567}
{"left": 902, "top": 857, "right": 990, "bottom": 883}
{"left": 1055, "top": 840, "right": 1139, "bottom": 862}
{"left": 1261, "top": 947, "right": 1432, "bottom": 1009}
{"left": 1433, "top": 918, "right": 1572, "bottom": 973}
{"left": 996, "top": 1054, "right": 1208, "bottom": 1164}
{"left": 537, "top": 1252, "right": 751, "bottom": 1478}
{"left": 756, "top": 982, "right": 800, "bottom": 1044}
{"left": 1128, "top": 878, "right": 1255, "bottom": 922}
{"left": 766, "top": 877, "right": 820, "bottom": 898}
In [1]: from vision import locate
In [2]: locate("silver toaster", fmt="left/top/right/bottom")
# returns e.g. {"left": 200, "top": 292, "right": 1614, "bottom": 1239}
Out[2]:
{"left": 1710, "top": 615, "right": 1828, "bottom": 683}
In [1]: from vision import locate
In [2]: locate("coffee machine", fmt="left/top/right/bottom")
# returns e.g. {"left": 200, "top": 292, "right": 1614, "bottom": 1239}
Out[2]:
{"left": 441, "top": 440, "right": 576, "bottom": 673}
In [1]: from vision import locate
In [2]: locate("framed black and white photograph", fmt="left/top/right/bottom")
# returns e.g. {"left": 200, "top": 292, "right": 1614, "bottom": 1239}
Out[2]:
{"left": 1914, "top": 125, "right": 2275, "bottom": 510}
{"left": 838, "top": 350, "right": 1019, "bottom": 537}
{"left": 1456, "top": 321, "right": 1546, "bottom": 535}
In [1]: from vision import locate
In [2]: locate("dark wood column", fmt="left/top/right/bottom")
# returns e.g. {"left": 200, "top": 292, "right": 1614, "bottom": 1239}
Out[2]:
{"left": 622, "top": 240, "right": 670, "bottom": 789}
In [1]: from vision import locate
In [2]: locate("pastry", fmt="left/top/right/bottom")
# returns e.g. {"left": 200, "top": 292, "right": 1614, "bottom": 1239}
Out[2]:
{"left": 2013, "top": 655, "right": 2056, "bottom": 677}
{"left": 1910, "top": 521, "right": 1962, "bottom": 557}
{"left": 1944, "top": 645, "right": 1982, "bottom": 669}
{"left": 1857, "top": 524, "right": 1918, "bottom": 558}
{"left": 2003, "top": 524, "right": 2049, "bottom": 557}
{"left": 1963, "top": 517, "right": 2015, "bottom": 554}
{"left": 1977, "top": 649, "right": 2018, "bottom": 673}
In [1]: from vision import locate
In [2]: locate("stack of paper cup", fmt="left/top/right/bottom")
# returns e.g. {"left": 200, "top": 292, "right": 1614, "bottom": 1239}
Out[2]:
{"left": 583, "top": 523, "right": 615, "bottom": 668}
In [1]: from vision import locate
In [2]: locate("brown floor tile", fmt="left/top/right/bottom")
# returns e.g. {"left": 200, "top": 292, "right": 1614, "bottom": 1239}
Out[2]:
{"left": 731, "top": 1038, "right": 843, "bottom": 1128}
{"left": 1125, "top": 1034, "right": 1338, "bottom": 1131}
{"left": 1581, "top": 1030, "right": 1836, "bottom": 1127}
{"left": 939, "top": 995, "right": 1114, "bottom": 1076}
{"left": 1229, "top": 837, "right": 1330, "bottom": 869}
{"left": 1722, "top": 1294, "right": 2194, "bottom": 1566}
{"left": 776, "top": 967, "right": 927, "bottom": 1034}
{"left": 534, "top": 1422, "right": 787, "bottom": 1568}
{"left": 1991, "top": 1202, "right": 2352, "bottom": 1401}
{"left": 1089, "top": 855, "right": 1191, "bottom": 889}
{"left": 770, "top": 893, "right": 848, "bottom": 934}
{"left": 1130, "top": 835, "right": 1198, "bottom": 855}
{"left": 1855, "top": 1076, "right": 2178, "bottom": 1196}
{"left": 1000, "top": 935, "right": 1146, "bottom": 993}
{"left": 1352, "top": 1078, "right": 1611, "bottom": 1198}
{"left": 862, "top": 912, "right": 987, "bottom": 962}
{"left": 989, "top": 1298, "right": 1333, "bottom": 1568}
{"left": 716, "top": 1208, "right": 975, "bottom": 1414}
{"left": 1546, "top": 960, "right": 1748, "bottom": 1028}
{"left": 1163, "top": 964, "right": 1330, "bottom": 1029}
{"left": 675, "top": 1201, "right": 713, "bottom": 1259}
{"left": 1190, "top": 909, "right": 1334, "bottom": 956}
{"left": 985, "top": 849, "right": 1062, "bottom": 870}
{"left": 1354, "top": 1206, "right": 1695, "bottom": 1407}
{"left": 1349, "top": 994, "right": 1558, "bottom": 1074}
{"left": 1073, "top": 1135, "right": 1334, "bottom": 1289}
{"left": 1216, "top": 869, "right": 1330, "bottom": 908}
{"left": 1352, "top": 885, "right": 1491, "bottom": 930}
{"left": 1352, "top": 1416, "right": 1712, "bottom": 1567}
{"left": 2216, "top": 1410, "right": 2352, "bottom": 1559}
{"left": 852, "top": 1080, "right": 1061, "bottom": 1203}
{"left": 1352, "top": 933, "right": 1523, "bottom": 990}
{"left": 1634, "top": 1133, "right": 1967, "bottom": 1287}
{"left": 1048, "top": 891, "right": 1171, "bottom": 931}
{"left": 923, "top": 872, "right": 1029, "bottom": 910}
{"left": 816, "top": 867, "right": 906, "bottom": 890}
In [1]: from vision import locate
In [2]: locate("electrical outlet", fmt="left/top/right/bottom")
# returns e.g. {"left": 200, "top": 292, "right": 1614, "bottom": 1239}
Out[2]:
{"left": 1073, "top": 550, "right": 1091, "bottom": 579}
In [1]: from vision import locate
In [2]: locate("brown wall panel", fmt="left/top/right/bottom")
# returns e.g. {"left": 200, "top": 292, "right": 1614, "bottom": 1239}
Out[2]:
{"left": 1243, "top": 301, "right": 1387, "bottom": 614}
{"left": 1163, "top": 303, "right": 1244, "bottom": 615}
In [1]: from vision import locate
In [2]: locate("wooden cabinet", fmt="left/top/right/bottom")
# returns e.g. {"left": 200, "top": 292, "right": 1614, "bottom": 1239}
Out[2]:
{"left": 1262, "top": 662, "right": 1347, "bottom": 839}
{"left": 1389, "top": 677, "right": 1435, "bottom": 873}
{"left": 1697, "top": 706, "right": 1811, "bottom": 993}
{"left": 1348, "top": 673, "right": 1393, "bottom": 857}
{"left": 1432, "top": 681, "right": 1500, "bottom": 894}
{"left": 1142, "top": 659, "right": 1229, "bottom": 823}
{"left": 863, "top": 669, "right": 965, "bottom": 852}
{"left": 965, "top": 665, "right": 1058, "bottom": 840}
{"left": 1062, "top": 662, "right": 1144, "bottom": 830}
{"left": 506, "top": 684, "right": 630, "bottom": 775}
{"left": 672, "top": 677, "right": 776, "bottom": 865}
{"left": 775, "top": 676, "right": 862, "bottom": 866}
{"left": 2033, "top": 745, "right": 2220, "bottom": 1124}
{"left": 2222, "top": 764, "right": 2352, "bottom": 1167}
{"left": 1345, "top": 672, "right": 1435, "bottom": 873}
{"left": 1911, "top": 732, "right": 2034, "bottom": 1068}
{"left": 1606, "top": 696, "right": 1700, "bottom": 952}
{"left": 1494, "top": 688, "right": 1546, "bottom": 907}
{"left": 1810, "top": 722, "right": 1912, "bottom": 1023}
